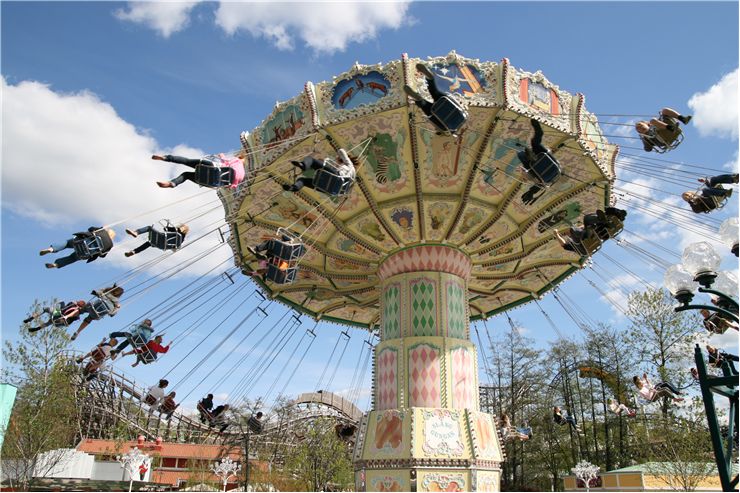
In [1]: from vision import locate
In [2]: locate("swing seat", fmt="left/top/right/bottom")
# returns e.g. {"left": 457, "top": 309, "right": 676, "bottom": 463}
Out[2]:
{"left": 149, "top": 228, "right": 184, "bottom": 250}
{"left": 194, "top": 164, "right": 235, "bottom": 188}
{"left": 314, "top": 160, "right": 355, "bottom": 197}
{"left": 88, "top": 298, "right": 114, "bottom": 319}
{"left": 430, "top": 95, "right": 468, "bottom": 134}
{"left": 136, "top": 350, "right": 157, "bottom": 365}
{"left": 569, "top": 233, "right": 603, "bottom": 257}
{"left": 268, "top": 229, "right": 306, "bottom": 262}
{"left": 144, "top": 394, "right": 158, "bottom": 406}
{"left": 695, "top": 192, "right": 729, "bottom": 213}
{"left": 72, "top": 235, "right": 106, "bottom": 259}
{"left": 594, "top": 219, "right": 624, "bottom": 241}
{"left": 265, "top": 262, "right": 299, "bottom": 284}
{"left": 651, "top": 124, "right": 683, "bottom": 154}
{"left": 247, "top": 415, "right": 264, "bottom": 434}
{"left": 520, "top": 152, "right": 561, "bottom": 186}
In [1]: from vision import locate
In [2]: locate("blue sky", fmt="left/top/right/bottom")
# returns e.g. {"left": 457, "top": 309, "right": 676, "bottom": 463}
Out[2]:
{"left": 2, "top": 1, "right": 738, "bottom": 415}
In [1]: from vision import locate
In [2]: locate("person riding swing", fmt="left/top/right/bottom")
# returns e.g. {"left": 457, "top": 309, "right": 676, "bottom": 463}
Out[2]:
{"left": 153, "top": 153, "right": 245, "bottom": 189}
{"left": 283, "top": 148, "right": 356, "bottom": 196}
{"left": 681, "top": 173, "right": 738, "bottom": 214}
{"left": 124, "top": 221, "right": 189, "bottom": 257}
{"left": 635, "top": 108, "right": 691, "bottom": 153}
{"left": 247, "top": 229, "right": 306, "bottom": 284}
{"left": 403, "top": 63, "right": 469, "bottom": 136}
{"left": 24, "top": 300, "right": 87, "bottom": 333}
{"left": 517, "top": 118, "right": 562, "bottom": 206}
{"left": 41, "top": 226, "right": 116, "bottom": 269}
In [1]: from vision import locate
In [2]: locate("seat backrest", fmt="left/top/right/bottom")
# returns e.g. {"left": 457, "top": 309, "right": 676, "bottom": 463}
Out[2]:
{"left": 73, "top": 236, "right": 104, "bottom": 258}
{"left": 194, "top": 165, "right": 234, "bottom": 187}
{"left": 314, "top": 167, "right": 354, "bottom": 196}
{"left": 529, "top": 153, "right": 561, "bottom": 185}
{"left": 149, "top": 229, "right": 183, "bottom": 250}
{"left": 265, "top": 263, "right": 298, "bottom": 284}
{"left": 89, "top": 298, "right": 112, "bottom": 318}
{"left": 268, "top": 239, "right": 306, "bottom": 262}
{"left": 430, "top": 95, "right": 468, "bottom": 133}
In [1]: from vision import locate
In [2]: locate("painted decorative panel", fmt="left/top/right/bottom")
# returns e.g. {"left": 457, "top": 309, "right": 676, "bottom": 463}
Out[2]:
{"left": 450, "top": 346, "right": 476, "bottom": 409}
{"left": 475, "top": 471, "right": 501, "bottom": 492}
{"left": 408, "top": 344, "right": 442, "bottom": 408}
{"left": 365, "top": 470, "right": 409, "bottom": 492}
{"left": 420, "top": 409, "right": 465, "bottom": 457}
{"left": 381, "top": 283, "right": 401, "bottom": 340}
{"left": 446, "top": 280, "right": 466, "bottom": 338}
{"left": 376, "top": 348, "right": 398, "bottom": 411}
{"left": 468, "top": 411, "right": 502, "bottom": 461}
{"left": 418, "top": 471, "right": 467, "bottom": 492}
{"left": 410, "top": 279, "right": 437, "bottom": 337}
{"left": 368, "top": 409, "right": 406, "bottom": 455}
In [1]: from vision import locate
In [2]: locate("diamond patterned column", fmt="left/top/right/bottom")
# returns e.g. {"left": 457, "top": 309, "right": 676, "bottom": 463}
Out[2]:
{"left": 355, "top": 245, "right": 503, "bottom": 492}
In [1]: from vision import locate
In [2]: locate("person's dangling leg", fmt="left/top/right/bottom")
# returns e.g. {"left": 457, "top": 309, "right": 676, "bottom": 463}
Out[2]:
{"left": 49, "top": 252, "right": 80, "bottom": 269}
{"left": 700, "top": 186, "right": 731, "bottom": 198}
{"left": 656, "top": 381, "right": 682, "bottom": 395}
{"left": 41, "top": 239, "right": 74, "bottom": 256}
{"left": 660, "top": 108, "right": 692, "bottom": 125}
{"left": 705, "top": 174, "right": 739, "bottom": 187}
{"left": 530, "top": 120, "right": 547, "bottom": 155}
{"left": 167, "top": 172, "right": 196, "bottom": 187}
{"left": 127, "top": 226, "right": 153, "bottom": 238}
{"left": 126, "top": 242, "right": 152, "bottom": 257}
{"left": 302, "top": 157, "right": 324, "bottom": 170}
{"left": 153, "top": 155, "right": 212, "bottom": 168}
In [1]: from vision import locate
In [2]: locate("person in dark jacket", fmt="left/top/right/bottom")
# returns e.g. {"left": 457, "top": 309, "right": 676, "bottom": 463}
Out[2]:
{"left": 682, "top": 174, "right": 738, "bottom": 213}
{"left": 41, "top": 227, "right": 116, "bottom": 269}
{"left": 124, "top": 223, "right": 189, "bottom": 257}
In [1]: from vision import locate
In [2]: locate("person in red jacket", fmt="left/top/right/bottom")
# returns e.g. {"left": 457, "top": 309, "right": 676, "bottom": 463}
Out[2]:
{"left": 122, "top": 335, "right": 170, "bottom": 367}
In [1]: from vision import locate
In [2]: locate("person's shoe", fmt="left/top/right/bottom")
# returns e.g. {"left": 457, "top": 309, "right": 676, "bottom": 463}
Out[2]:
{"left": 698, "top": 177, "right": 709, "bottom": 184}
{"left": 23, "top": 316, "right": 34, "bottom": 323}
{"left": 678, "top": 115, "right": 692, "bottom": 125}
{"left": 110, "top": 350, "right": 118, "bottom": 360}
{"left": 290, "top": 160, "right": 305, "bottom": 170}
{"left": 415, "top": 62, "right": 435, "bottom": 80}
{"left": 124, "top": 251, "right": 134, "bottom": 258}
{"left": 151, "top": 154, "right": 166, "bottom": 161}
{"left": 282, "top": 184, "right": 292, "bottom": 191}
{"left": 732, "top": 173, "right": 739, "bottom": 184}
{"left": 724, "top": 188, "right": 733, "bottom": 198}
{"left": 403, "top": 84, "right": 423, "bottom": 102}
{"left": 39, "top": 247, "right": 54, "bottom": 256}
{"left": 75, "top": 357, "right": 83, "bottom": 364}
{"left": 126, "top": 229, "right": 138, "bottom": 238}
{"left": 70, "top": 333, "right": 77, "bottom": 341}
{"left": 45, "top": 263, "right": 58, "bottom": 269}
{"left": 157, "top": 181, "right": 175, "bottom": 188}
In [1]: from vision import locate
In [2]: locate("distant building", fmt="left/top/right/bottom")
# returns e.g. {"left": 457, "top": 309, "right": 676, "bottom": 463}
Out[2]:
{"left": 563, "top": 462, "right": 727, "bottom": 491}
{"left": 76, "top": 437, "right": 250, "bottom": 490}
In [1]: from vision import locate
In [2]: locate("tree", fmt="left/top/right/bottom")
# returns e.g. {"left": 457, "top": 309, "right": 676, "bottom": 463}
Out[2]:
{"left": 645, "top": 402, "right": 716, "bottom": 491}
{"left": 1, "top": 301, "right": 79, "bottom": 490}
{"left": 626, "top": 289, "right": 704, "bottom": 417}
{"left": 283, "top": 417, "right": 353, "bottom": 491}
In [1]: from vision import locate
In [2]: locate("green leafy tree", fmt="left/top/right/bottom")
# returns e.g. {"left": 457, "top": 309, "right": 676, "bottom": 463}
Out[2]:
{"left": 284, "top": 417, "right": 353, "bottom": 491}
{"left": 645, "top": 402, "right": 716, "bottom": 491}
{"left": 626, "top": 289, "right": 704, "bottom": 417}
{"left": 1, "top": 301, "right": 79, "bottom": 489}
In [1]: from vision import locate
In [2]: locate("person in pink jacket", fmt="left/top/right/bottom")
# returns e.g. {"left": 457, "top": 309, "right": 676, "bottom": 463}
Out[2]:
{"left": 153, "top": 153, "right": 245, "bottom": 189}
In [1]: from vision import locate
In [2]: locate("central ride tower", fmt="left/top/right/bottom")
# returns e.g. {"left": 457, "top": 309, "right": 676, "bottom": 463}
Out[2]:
{"left": 353, "top": 245, "right": 503, "bottom": 492}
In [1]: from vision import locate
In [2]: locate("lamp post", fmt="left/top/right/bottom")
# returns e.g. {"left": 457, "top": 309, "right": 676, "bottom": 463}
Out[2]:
{"left": 571, "top": 461, "right": 600, "bottom": 492}
{"left": 243, "top": 412, "right": 264, "bottom": 492}
{"left": 663, "top": 241, "right": 738, "bottom": 492}
{"left": 719, "top": 217, "right": 738, "bottom": 257}
{"left": 663, "top": 242, "right": 738, "bottom": 320}
{"left": 212, "top": 457, "right": 241, "bottom": 492}
{"left": 117, "top": 447, "right": 149, "bottom": 493}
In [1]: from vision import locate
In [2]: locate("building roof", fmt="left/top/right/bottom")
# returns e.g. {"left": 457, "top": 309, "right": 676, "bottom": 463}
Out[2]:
{"left": 607, "top": 462, "right": 728, "bottom": 474}
{"left": 76, "top": 438, "right": 241, "bottom": 460}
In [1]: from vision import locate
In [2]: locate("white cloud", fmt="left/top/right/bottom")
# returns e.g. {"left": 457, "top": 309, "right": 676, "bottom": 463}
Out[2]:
{"left": 214, "top": 2, "right": 411, "bottom": 53}
{"left": 1, "top": 77, "right": 232, "bottom": 277}
{"left": 688, "top": 68, "right": 738, "bottom": 139}
{"left": 114, "top": 1, "right": 202, "bottom": 38}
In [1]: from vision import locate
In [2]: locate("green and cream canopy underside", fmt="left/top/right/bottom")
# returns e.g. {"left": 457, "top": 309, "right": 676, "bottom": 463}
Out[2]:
{"left": 218, "top": 51, "right": 617, "bottom": 329}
